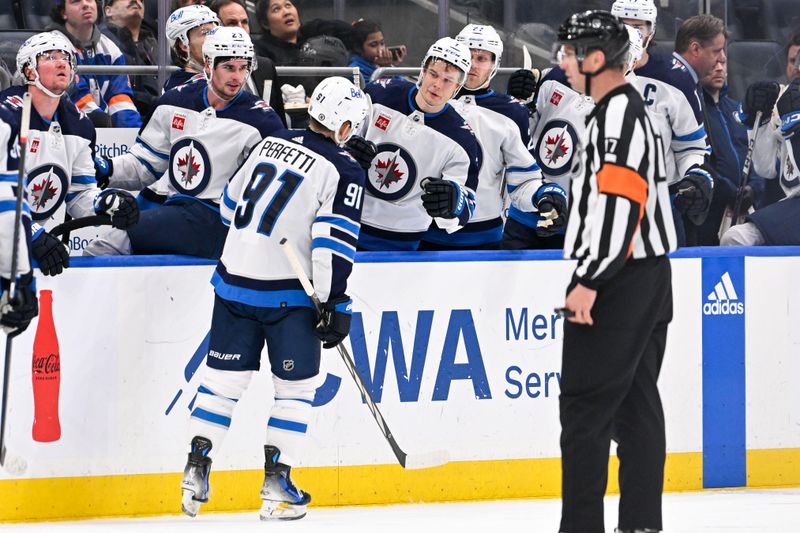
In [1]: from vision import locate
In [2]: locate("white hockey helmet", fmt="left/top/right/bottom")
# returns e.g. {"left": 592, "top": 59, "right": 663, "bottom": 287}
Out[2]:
{"left": 420, "top": 37, "right": 472, "bottom": 88}
{"left": 202, "top": 26, "right": 257, "bottom": 74}
{"left": 625, "top": 25, "right": 645, "bottom": 74}
{"left": 15, "top": 31, "right": 76, "bottom": 98}
{"left": 166, "top": 4, "right": 220, "bottom": 48}
{"left": 456, "top": 24, "right": 504, "bottom": 81}
{"left": 611, "top": 0, "right": 657, "bottom": 43}
{"left": 308, "top": 76, "right": 370, "bottom": 146}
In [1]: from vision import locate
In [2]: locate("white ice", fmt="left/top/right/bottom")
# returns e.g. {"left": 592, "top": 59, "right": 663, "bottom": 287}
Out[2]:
{"left": 3, "top": 489, "right": 799, "bottom": 532}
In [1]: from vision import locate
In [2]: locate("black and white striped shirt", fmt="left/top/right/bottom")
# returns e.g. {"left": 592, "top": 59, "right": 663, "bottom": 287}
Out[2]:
{"left": 563, "top": 84, "right": 677, "bottom": 289}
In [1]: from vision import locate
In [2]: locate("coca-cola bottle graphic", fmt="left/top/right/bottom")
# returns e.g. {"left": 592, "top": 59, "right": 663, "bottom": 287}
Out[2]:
{"left": 32, "top": 289, "right": 61, "bottom": 442}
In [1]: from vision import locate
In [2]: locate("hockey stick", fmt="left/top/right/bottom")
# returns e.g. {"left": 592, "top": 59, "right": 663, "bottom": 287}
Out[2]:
{"left": 50, "top": 214, "right": 112, "bottom": 240}
{"left": 718, "top": 110, "right": 762, "bottom": 239}
{"left": 1, "top": 91, "right": 33, "bottom": 476}
{"left": 279, "top": 238, "right": 449, "bottom": 470}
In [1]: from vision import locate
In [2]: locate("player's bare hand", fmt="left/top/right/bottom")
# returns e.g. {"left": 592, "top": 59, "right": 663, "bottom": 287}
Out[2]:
{"left": 564, "top": 283, "right": 596, "bottom": 325}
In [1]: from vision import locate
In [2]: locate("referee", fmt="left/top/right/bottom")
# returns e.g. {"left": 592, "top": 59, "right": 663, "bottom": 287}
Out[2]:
{"left": 555, "top": 11, "right": 677, "bottom": 533}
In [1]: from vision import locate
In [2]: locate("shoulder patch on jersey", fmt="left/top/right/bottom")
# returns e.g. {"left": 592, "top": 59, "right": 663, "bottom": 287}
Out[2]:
{"left": 251, "top": 100, "right": 272, "bottom": 110}
{"left": 375, "top": 113, "right": 391, "bottom": 131}
{"left": 171, "top": 113, "right": 186, "bottom": 131}
{"left": 550, "top": 90, "right": 564, "bottom": 106}
{"left": 292, "top": 136, "right": 304, "bottom": 143}
{"left": 3, "top": 95, "right": 24, "bottom": 109}
{"left": 671, "top": 58, "right": 687, "bottom": 71}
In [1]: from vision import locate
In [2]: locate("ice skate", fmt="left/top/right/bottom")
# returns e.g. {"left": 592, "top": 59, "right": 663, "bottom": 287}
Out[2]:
{"left": 259, "top": 445, "right": 311, "bottom": 521}
{"left": 181, "top": 436, "right": 213, "bottom": 517}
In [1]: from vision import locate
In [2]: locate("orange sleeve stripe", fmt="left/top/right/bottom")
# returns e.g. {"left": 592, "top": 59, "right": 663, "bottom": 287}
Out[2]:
{"left": 108, "top": 94, "right": 134, "bottom": 106}
{"left": 74, "top": 94, "right": 94, "bottom": 109}
{"left": 597, "top": 163, "right": 648, "bottom": 208}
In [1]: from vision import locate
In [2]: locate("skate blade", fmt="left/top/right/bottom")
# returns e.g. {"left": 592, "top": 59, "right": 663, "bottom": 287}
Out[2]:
{"left": 181, "top": 489, "right": 202, "bottom": 517}
{"left": 259, "top": 500, "right": 307, "bottom": 521}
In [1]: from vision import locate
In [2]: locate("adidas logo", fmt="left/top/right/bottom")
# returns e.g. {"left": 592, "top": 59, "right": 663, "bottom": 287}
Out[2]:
{"left": 703, "top": 271, "right": 744, "bottom": 316}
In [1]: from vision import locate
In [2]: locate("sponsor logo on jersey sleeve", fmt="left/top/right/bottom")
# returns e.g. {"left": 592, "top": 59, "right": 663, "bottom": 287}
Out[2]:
{"left": 29, "top": 138, "right": 40, "bottom": 154}
{"left": 25, "top": 164, "right": 69, "bottom": 220}
{"left": 171, "top": 114, "right": 186, "bottom": 131}
{"left": 366, "top": 143, "right": 417, "bottom": 201}
{"left": 375, "top": 114, "right": 391, "bottom": 131}
{"left": 169, "top": 138, "right": 212, "bottom": 195}
{"left": 550, "top": 90, "right": 563, "bottom": 106}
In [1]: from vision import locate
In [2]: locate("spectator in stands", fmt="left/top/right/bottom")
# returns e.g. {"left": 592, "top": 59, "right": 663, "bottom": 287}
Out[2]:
{"left": 697, "top": 59, "right": 764, "bottom": 245}
{"left": 48, "top": 0, "right": 142, "bottom": 128}
{"left": 208, "top": 0, "right": 284, "bottom": 121}
{"left": 100, "top": 0, "right": 159, "bottom": 119}
{"left": 785, "top": 31, "right": 800, "bottom": 83}
{"left": 347, "top": 19, "right": 406, "bottom": 83}
{"left": 164, "top": 4, "right": 219, "bottom": 91}
{"left": 253, "top": 0, "right": 302, "bottom": 65}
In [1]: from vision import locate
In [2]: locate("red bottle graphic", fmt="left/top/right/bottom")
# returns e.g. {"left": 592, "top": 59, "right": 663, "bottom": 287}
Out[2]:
{"left": 32, "top": 289, "right": 61, "bottom": 442}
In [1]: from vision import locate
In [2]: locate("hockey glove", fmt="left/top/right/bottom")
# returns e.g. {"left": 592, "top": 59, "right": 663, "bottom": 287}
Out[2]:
{"left": 673, "top": 163, "right": 715, "bottom": 225}
{"left": 0, "top": 273, "right": 38, "bottom": 334}
{"left": 420, "top": 178, "right": 474, "bottom": 219}
{"left": 533, "top": 183, "right": 568, "bottom": 237}
{"left": 94, "top": 189, "right": 139, "bottom": 229}
{"left": 315, "top": 295, "right": 352, "bottom": 349}
{"left": 94, "top": 155, "right": 113, "bottom": 189}
{"left": 506, "top": 69, "right": 539, "bottom": 101}
{"left": 777, "top": 79, "right": 800, "bottom": 139}
{"left": 31, "top": 230, "right": 70, "bottom": 276}
{"left": 738, "top": 81, "right": 780, "bottom": 127}
{"left": 344, "top": 136, "right": 377, "bottom": 172}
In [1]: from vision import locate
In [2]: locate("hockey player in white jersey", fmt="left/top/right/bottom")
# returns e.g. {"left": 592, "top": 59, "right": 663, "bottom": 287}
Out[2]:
{"left": 721, "top": 80, "right": 800, "bottom": 245}
{"left": 417, "top": 24, "right": 566, "bottom": 250}
{"left": 358, "top": 37, "right": 480, "bottom": 251}
{"left": 179, "top": 76, "right": 369, "bottom": 521}
{"left": 0, "top": 107, "right": 37, "bottom": 334}
{"left": 0, "top": 31, "right": 139, "bottom": 276}
{"left": 88, "top": 26, "right": 284, "bottom": 258}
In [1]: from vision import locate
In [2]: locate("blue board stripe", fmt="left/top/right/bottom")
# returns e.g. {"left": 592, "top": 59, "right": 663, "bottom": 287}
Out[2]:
{"left": 701, "top": 255, "right": 746, "bottom": 488}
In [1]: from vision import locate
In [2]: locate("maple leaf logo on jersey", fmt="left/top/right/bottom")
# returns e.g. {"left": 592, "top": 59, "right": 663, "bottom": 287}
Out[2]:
{"left": 177, "top": 152, "right": 201, "bottom": 185}
{"left": 545, "top": 132, "right": 570, "bottom": 164}
{"left": 375, "top": 151, "right": 405, "bottom": 189}
{"left": 31, "top": 175, "right": 59, "bottom": 209}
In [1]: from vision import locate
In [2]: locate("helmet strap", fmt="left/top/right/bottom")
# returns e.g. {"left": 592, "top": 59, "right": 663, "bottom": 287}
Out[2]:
{"left": 26, "top": 62, "right": 70, "bottom": 99}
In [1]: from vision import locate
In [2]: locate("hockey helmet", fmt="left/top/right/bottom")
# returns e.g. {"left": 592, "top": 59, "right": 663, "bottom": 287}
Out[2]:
{"left": 611, "top": 0, "right": 657, "bottom": 27}
{"left": 297, "top": 36, "right": 350, "bottom": 67}
{"left": 15, "top": 31, "right": 77, "bottom": 97}
{"left": 308, "top": 76, "right": 370, "bottom": 146}
{"left": 625, "top": 25, "right": 645, "bottom": 73}
{"left": 420, "top": 37, "right": 472, "bottom": 87}
{"left": 456, "top": 24, "right": 504, "bottom": 79}
{"left": 557, "top": 10, "right": 630, "bottom": 68}
{"left": 166, "top": 4, "right": 220, "bottom": 49}
{"left": 202, "top": 26, "right": 257, "bottom": 72}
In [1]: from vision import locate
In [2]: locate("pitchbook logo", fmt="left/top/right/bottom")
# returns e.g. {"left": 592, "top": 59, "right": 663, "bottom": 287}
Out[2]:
{"left": 703, "top": 271, "right": 744, "bottom": 316}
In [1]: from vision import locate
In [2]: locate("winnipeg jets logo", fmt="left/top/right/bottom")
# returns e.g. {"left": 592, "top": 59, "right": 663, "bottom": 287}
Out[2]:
{"left": 536, "top": 120, "right": 578, "bottom": 177}
{"left": 366, "top": 143, "right": 417, "bottom": 201}
{"left": 169, "top": 138, "right": 211, "bottom": 195}
{"left": 25, "top": 165, "right": 69, "bottom": 220}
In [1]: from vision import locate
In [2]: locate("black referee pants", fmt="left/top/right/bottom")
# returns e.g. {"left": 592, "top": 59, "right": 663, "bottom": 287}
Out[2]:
{"left": 559, "top": 256, "right": 673, "bottom": 533}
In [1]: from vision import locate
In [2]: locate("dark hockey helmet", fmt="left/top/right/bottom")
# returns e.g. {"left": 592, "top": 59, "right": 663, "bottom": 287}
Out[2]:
{"left": 297, "top": 36, "right": 350, "bottom": 67}
{"left": 557, "top": 10, "right": 630, "bottom": 67}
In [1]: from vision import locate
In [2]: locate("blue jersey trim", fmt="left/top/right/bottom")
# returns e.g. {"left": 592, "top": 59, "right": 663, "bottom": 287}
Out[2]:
{"left": 0, "top": 174, "right": 17, "bottom": 183}
{"left": 673, "top": 126, "right": 707, "bottom": 142}
{"left": 222, "top": 187, "right": 237, "bottom": 210}
{"left": 407, "top": 87, "right": 451, "bottom": 118}
{"left": 423, "top": 223, "right": 503, "bottom": 246}
{"left": 134, "top": 154, "right": 160, "bottom": 179}
{"left": 314, "top": 215, "right": 360, "bottom": 235}
{"left": 267, "top": 417, "right": 308, "bottom": 433}
{"left": 507, "top": 162, "right": 541, "bottom": 173}
{"left": 72, "top": 174, "right": 97, "bottom": 185}
{"left": 312, "top": 236, "right": 356, "bottom": 261}
{"left": 211, "top": 271, "right": 313, "bottom": 309}
{"left": 136, "top": 136, "right": 169, "bottom": 160}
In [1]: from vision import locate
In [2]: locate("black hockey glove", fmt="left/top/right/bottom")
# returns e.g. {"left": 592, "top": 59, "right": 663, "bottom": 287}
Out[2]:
{"left": 533, "top": 183, "right": 568, "bottom": 237}
{"left": 94, "top": 189, "right": 139, "bottom": 229}
{"left": 32, "top": 230, "right": 70, "bottom": 276}
{"left": 506, "top": 69, "right": 540, "bottom": 101}
{"left": 94, "top": 155, "right": 113, "bottom": 189}
{"left": 777, "top": 79, "right": 800, "bottom": 139}
{"left": 420, "top": 178, "right": 474, "bottom": 219}
{"left": 344, "top": 136, "right": 377, "bottom": 172}
{"left": 315, "top": 295, "right": 352, "bottom": 349}
{"left": 0, "top": 273, "right": 38, "bottom": 334}
{"left": 739, "top": 81, "right": 780, "bottom": 127}
{"left": 673, "top": 163, "right": 716, "bottom": 225}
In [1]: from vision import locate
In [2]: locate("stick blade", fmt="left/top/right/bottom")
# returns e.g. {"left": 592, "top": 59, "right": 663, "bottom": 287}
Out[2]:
{"left": 402, "top": 450, "right": 450, "bottom": 469}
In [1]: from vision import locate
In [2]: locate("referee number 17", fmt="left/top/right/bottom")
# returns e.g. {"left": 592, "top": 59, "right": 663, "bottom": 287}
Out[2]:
{"left": 344, "top": 182, "right": 364, "bottom": 209}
